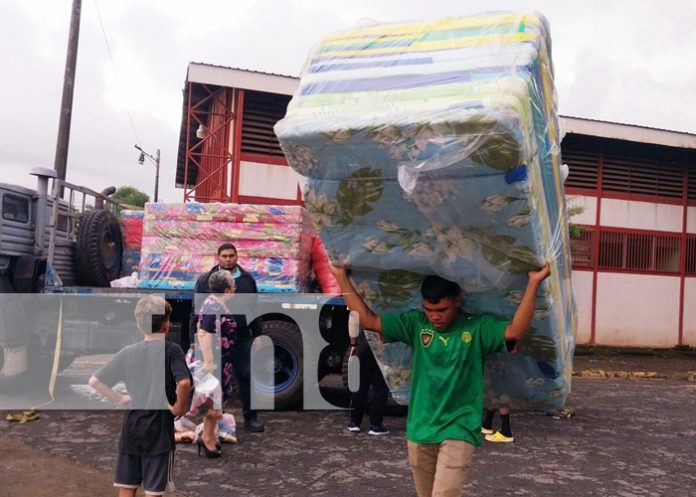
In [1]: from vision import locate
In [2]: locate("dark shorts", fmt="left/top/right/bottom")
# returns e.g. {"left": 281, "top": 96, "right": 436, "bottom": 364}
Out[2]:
{"left": 114, "top": 451, "right": 174, "bottom": 495}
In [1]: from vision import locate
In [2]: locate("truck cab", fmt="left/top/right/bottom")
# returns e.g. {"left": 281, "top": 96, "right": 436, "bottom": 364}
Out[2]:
{"left": 0, "top": 168, "right": 124, "bottom": 382}
{"left": 0, "top": 170, "right": 75, "bottom": 293}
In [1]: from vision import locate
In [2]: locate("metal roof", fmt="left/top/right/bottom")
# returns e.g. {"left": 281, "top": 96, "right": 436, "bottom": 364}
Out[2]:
{"left": 561, "top": 116, "right": 696, "bottom": 150}
{"left": 187, "top": 62, "right": 299, "bottom": 96}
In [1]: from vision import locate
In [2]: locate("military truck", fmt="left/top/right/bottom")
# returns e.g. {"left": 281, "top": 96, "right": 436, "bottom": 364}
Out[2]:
{"left": 0, "top": 168, "right": 350, "bottom": 409}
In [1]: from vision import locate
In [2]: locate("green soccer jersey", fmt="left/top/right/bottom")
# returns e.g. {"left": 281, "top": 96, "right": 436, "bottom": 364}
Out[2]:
{"left": 381, "top": 310, "right": 508, "bottom": 446}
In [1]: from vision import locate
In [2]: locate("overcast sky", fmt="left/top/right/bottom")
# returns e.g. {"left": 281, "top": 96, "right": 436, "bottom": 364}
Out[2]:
{"left": 1, "top": 0, "right": 694, "bottom": 202}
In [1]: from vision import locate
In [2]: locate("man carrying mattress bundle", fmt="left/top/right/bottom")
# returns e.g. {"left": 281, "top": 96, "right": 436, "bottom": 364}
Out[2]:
{"left": 329, "top": 263, "right": 550, "bottom": 497}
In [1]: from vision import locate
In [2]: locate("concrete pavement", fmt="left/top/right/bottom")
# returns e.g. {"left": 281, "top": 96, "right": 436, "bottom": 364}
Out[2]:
{"left": 2, "top": 373, "right": 695, "bottom": 497}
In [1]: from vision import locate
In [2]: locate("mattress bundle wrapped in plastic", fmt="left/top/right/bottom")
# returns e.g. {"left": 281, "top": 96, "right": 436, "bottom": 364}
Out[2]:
{"left": 137, "top": 203, "right": 315, "bottom": 292}
{"left": 276, "top": 11, "right": 576, "bottom": 408}
{"left": 120, "top": 210, "right": 144, "bottom": 276}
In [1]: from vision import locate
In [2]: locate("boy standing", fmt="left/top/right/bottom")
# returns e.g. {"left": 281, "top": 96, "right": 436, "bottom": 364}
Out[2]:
{"left": 89, "top": 296, "right": 191, "bottom": 496}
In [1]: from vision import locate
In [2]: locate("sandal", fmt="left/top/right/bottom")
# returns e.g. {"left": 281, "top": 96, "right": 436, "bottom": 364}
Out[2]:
{"left": 6, "top": 409, "right": 40, "bottom": 424}
{"left": 175, "top": 430, "right": 196, "bottom": 443}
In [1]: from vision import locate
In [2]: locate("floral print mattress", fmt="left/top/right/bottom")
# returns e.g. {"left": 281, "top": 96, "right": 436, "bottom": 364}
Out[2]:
{"left": 276, "top": 11, "right": 576, "bottom": 408}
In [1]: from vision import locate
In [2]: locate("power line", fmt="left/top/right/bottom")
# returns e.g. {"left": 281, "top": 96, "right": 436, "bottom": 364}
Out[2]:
{"left": 92, "top": 0, "right": 141, "bottom": 145}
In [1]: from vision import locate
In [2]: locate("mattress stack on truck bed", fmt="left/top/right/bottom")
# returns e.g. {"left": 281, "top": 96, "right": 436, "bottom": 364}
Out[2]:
{"left": 137, "top": 203, "right": 314, "bottom": 293}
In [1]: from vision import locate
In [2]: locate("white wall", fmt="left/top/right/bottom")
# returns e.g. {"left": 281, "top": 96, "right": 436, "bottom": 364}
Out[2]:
{"left": 594, "top": 273, "right": 680, "bottom": 347}
{"left": 239, "top": 161, "right": 302, "bottom": 201}
{"left": 571, "top": 270, "right": 593, "bottom": 344}
{"left": 687, "top": 206, "right": 696, "bottom": 234}
{"left": 600, "top": 198, "right": 683, "bottom": 232}
{"left": 683, "top": 278, "right": 696, "bottom": 347}
{"left": 566, "top": 195, "right": 597, "bottom": 225}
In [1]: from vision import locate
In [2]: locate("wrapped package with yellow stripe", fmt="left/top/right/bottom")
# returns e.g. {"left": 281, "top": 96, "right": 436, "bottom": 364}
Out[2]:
{"left": 276, "top": 11, "right": 576, "bottom": 408}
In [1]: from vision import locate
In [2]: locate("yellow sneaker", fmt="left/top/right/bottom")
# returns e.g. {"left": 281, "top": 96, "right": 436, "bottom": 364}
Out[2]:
{"left": 481, "top": 427, "right": 495, "bottom": 435}
{"left": 485, "top": 431, "right": 514, "bottom": 443}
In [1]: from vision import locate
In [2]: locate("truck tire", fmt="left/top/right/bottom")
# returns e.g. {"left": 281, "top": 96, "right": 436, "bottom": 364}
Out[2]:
{"left": 75, "top": 210, "right": 123, "bottom": 287}
{"left": 252, "top": 320, "right": 303, "bottom": 410}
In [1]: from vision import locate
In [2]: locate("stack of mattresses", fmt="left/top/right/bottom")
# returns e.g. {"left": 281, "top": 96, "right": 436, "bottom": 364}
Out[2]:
{"left": 276, "top": 11, "right": 576, "bottom": 408}
{"left": 137, "top": 203, "right": 315, "bottom": 292}
{"left": 120, "top": 210, "right": 144, "bottom": 276}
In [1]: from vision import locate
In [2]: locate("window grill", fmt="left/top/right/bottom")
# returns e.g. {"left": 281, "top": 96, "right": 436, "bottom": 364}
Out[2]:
{"left": 563, "top": 149, "right": 599, "bottom": 190}
{"left": 241, "top": 91, "right": 291, "bottom": 158}
{"left": 562, "top": 143, "right": 694, "bottom": 202}
{"left": 687, "top": 236, "right": 696, "bottom": 275}
{"left": 570, "top": 225, "right": 594, "bottom": 269}
{"left": 602, "top": 154, "right": 684, "bottom": 199}
{"left": 598, "top": 228, "right": 681, "bottom": 273}
{"left": 688, "top": 166, "right": 696, "bottom": 202}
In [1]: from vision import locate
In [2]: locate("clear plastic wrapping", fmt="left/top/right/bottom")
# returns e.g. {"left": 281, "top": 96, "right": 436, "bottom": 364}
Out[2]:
{"left": 137, "top": 203, "right": 315, "bottom": 292}
{"left": 276, "top": 11, "right": 576, "bottom": 408}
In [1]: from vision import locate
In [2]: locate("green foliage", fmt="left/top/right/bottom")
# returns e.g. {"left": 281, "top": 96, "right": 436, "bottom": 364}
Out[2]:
{"left": 113, "top": 186, "right": 149, "bottom": 208}
{"left": 567, "top": 205, "right": 585, "bottom": 239}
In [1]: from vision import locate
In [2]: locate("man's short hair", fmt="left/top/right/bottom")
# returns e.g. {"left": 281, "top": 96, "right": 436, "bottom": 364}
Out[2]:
{"left": 134, "top": 295, "right": 172, "bottom": 334}
{"left": 420, "top": 275, "right": 461, "bottom": 303}
{"left": 209, "top": 270, "right": 236, "bottom": 293}
{"left": 217, "top": 243, "right": 237, "bottom": 255}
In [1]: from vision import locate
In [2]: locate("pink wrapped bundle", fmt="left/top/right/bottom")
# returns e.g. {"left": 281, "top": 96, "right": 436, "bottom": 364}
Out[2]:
{"left": 145, "top": 202, "right": 305, "bottom": 224}
{"left": 144, "top": 220, "right": 300, "bottom": 243}
{"left": 140, "top": 237, "right": 302, "bottom": 259}
{"left": 242, "top": 257, "right": 305, "bottom": 277}
{"left": 138, "top": 202, "right": 316, "bottom": 291}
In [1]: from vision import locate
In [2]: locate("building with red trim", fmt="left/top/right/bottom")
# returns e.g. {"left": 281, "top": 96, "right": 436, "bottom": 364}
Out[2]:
{"left": 563, "top": 118, "right": 696, "bottom": 348}
{"left": 175, "top": 63, "right": 696, "bottom": 348}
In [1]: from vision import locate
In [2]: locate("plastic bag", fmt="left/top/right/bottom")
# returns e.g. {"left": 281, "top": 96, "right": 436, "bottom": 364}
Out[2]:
{"left": 109, "top": 271, "right": 139, "bottom": 288}
{"left": 185, "top": 348, "right": 222, "bottom": 414}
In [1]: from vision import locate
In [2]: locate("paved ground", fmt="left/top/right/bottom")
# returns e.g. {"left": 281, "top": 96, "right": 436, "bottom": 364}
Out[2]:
{"left": 1, "top": 349, "right": 695, "bottom": 497}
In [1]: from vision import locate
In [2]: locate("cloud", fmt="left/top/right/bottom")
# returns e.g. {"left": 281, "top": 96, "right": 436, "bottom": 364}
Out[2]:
{"left": 1, "top": 0, "right": 694, "bottom": 204}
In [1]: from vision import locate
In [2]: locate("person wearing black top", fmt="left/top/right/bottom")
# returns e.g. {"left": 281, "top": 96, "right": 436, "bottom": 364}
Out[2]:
{"left": 89, "top": 296, "right": 191, "bottom": 496}
{"left": 192, "top": 242, "right": 265, "bottom": 433}
{"left": 345, "top": 330, "right": 390, "bottom": 436}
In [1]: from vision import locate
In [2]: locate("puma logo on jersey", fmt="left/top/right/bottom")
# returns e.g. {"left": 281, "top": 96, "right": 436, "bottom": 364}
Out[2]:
{"left": 438, "top": 336, "right": 449, "bottom": 346}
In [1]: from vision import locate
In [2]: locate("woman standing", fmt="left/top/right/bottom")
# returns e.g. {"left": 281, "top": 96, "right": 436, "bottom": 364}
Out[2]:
{"left": 193, "top": 270, "right": 239, "bottom": 457}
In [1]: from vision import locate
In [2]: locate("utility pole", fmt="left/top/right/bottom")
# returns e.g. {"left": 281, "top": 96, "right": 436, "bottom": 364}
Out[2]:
{"left": 53, "top": 0, "right": 82, "bottom": 182}
{"left": 154, "top": 148, "right": 160, "bottom": 202}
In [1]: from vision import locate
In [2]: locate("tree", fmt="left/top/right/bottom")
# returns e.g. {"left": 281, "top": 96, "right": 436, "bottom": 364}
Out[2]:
{"left": 113, "top": 186, "right": 149, "bottom": 208}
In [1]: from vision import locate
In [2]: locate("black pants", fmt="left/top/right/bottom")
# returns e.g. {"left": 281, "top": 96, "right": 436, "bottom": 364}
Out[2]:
{"left": 229, "top": 340, "right": 256, "bottom": 422}
{"left": 350, "top": 348, "right": 389, "bottom": 427}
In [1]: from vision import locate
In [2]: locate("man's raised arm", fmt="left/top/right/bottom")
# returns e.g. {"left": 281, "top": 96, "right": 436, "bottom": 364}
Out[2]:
{"left": 328, "top": 264, "right": 382, "bottom": 334}
{"left": 504, "top": 263, "right": 551, "bottom": 342}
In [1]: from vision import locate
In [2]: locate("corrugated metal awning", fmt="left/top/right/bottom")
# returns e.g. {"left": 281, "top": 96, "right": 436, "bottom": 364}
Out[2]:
{"left": 561, "top": 116, "right": 696, "bottom": 150}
